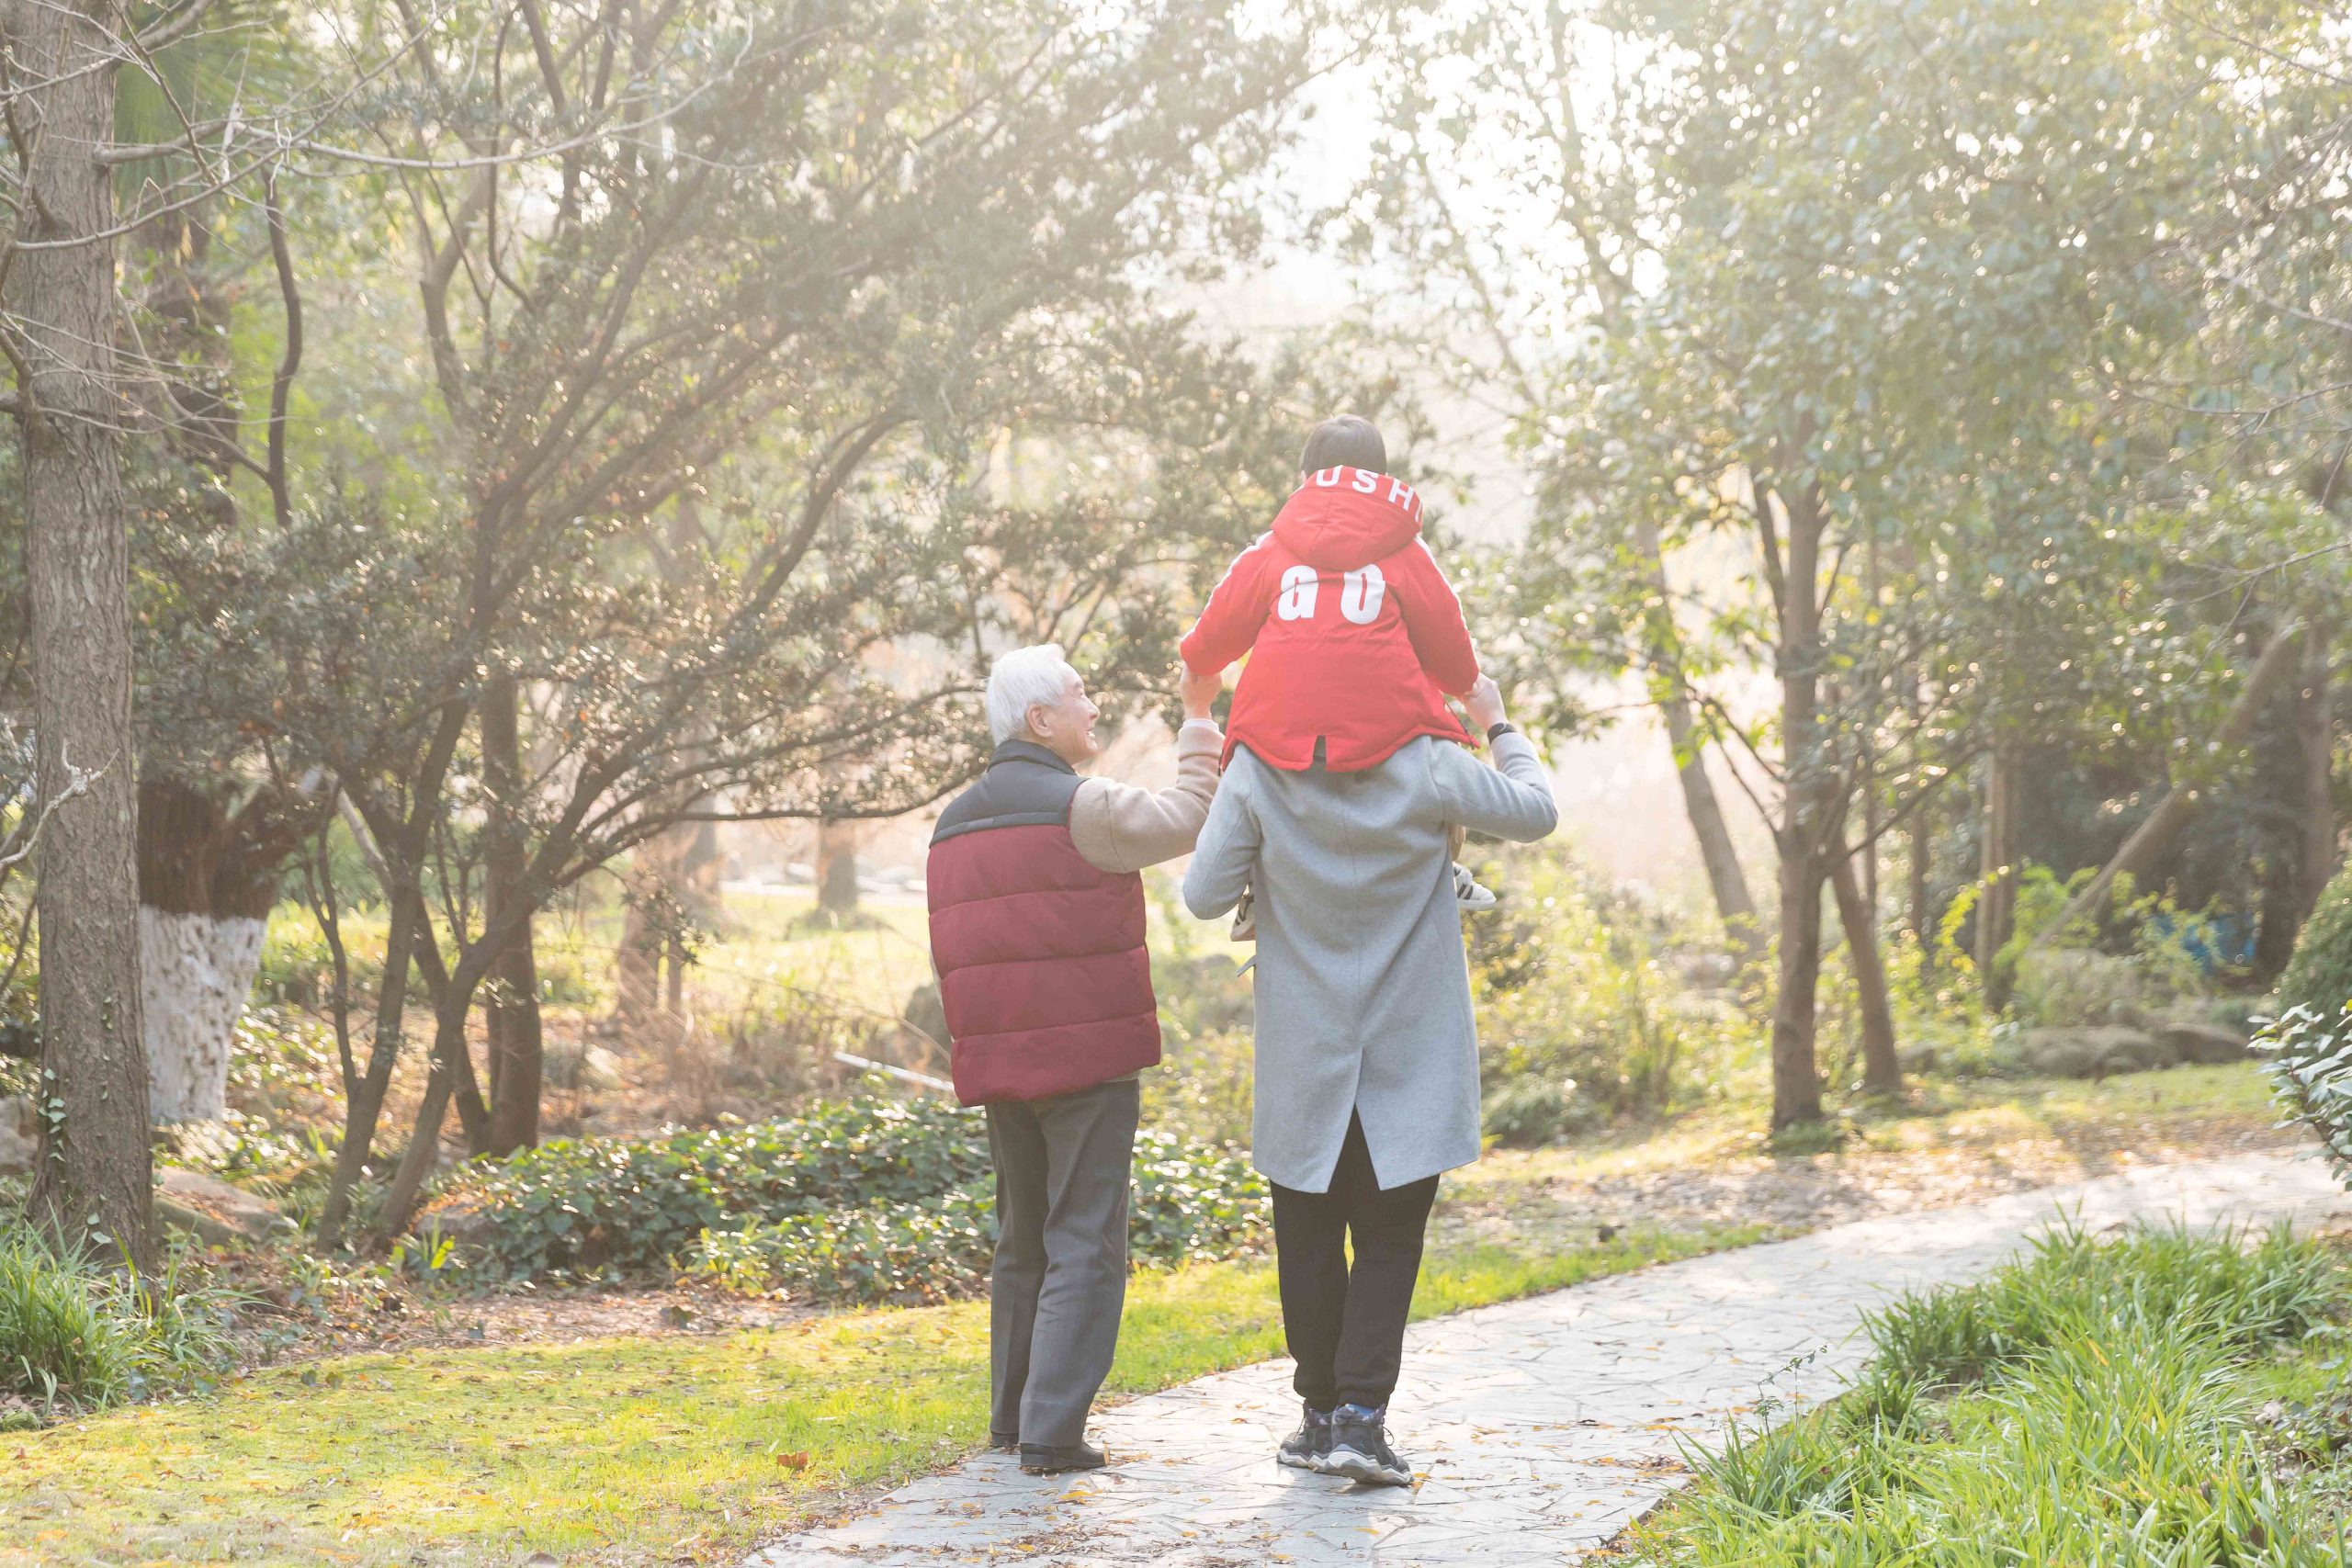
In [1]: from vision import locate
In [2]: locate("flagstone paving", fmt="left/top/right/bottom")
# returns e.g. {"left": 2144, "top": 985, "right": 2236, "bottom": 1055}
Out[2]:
{"left": 747, "top": 1151, "right": 2347, "bottom": 1567}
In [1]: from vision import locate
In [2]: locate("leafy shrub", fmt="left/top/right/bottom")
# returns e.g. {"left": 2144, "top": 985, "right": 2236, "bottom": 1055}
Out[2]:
{"left": 704, "top": 987, "right": 885, "bottom": 1106}
{"left": 529, "top": 946, "right": 597, "bottom": 1008}
{"left": 2256, "top": 870, "right": 2352, "bottom": 1185}
{"left": 2279, "top": 858, "right": 2352, "bottom": 1026}
{"left": 1482, "top": 1076, "right": 1595, "bottom": 1149}
{"left": 685, "top": 1188, "right": 998, "bottom": 1304}
{"left": 1125, "top": 1130, "right": 1267, "bottom": 1266}
{"left": 679, "top": 1128, "right": 1268, "bottom": 1303}
{"left": 1140, "top": 875, "right": 1257, "bottom": 1149}
{"left": 1474, "top": 852, "right": 1734, "bottom": 1134}
{"left": 0, "top": 1225, "right": 239, "bottom": 1419}
{"left": 1952, "top": 863, "right": 2235, "bottom": 1025}
{"left": 2008, "top": 946, "right": 2150, "bottom": 1029}
{"left": 439, "top": 1088, "right": 1269, "bottom": 1297}
{"left": 2256, "top": 1004, "right": 2352, "bottom": 1184}
{"left": 434, "top": 1090, "right": 993, "bottom": 1280}
{"left": 1141, "top": 1023, "right": 1255, "bottom": 1151}
{"left": 253, "top": 904, "right": 408, "bottom": 1008}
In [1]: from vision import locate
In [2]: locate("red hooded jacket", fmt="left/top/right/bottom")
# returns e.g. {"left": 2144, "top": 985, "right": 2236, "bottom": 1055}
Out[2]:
{"left": 1181, "top": 467, "right": 1480, "bottom": 773}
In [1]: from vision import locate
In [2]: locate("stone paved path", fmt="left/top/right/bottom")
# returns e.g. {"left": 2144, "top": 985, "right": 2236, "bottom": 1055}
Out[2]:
{"left": 749, "top": 1152, "right": 2347, "bottom": 1568}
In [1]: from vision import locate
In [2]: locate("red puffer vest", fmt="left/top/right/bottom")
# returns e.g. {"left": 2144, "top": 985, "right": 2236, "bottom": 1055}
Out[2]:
{"left": 926, "top": 740, "right": 1161, "bottom": 1105}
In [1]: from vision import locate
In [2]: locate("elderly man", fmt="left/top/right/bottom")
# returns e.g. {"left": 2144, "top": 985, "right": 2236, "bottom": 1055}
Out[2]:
{"left": 1183, "top": 672, "right": 1555, "bottom": 1486}
{"left": 926, "top": 644, "right": 1222, "bottom": 1475}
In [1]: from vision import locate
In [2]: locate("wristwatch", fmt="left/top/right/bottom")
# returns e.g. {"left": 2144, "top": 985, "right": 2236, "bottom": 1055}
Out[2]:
{"left": 1486, "top": 722, "right": 1516, "bottom": 742}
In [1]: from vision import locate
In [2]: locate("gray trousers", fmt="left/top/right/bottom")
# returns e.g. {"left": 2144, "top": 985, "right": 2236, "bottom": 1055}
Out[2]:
{"left": 985, "top": 1077, "right": 1139, "bottom": 1448}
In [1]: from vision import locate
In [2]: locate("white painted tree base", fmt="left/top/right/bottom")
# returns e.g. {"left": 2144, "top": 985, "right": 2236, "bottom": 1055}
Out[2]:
{"left": 139, "top": 908, "right": 265, "bottom": 1124}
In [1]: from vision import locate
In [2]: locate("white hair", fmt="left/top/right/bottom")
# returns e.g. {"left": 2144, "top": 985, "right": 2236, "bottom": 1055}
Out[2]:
{"left": 986, "top": 644, "right": 1080, "bottom": 745}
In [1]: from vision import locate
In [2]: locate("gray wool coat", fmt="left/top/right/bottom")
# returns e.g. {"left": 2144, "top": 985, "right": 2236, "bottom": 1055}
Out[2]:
{"left": 1182, "top": 732, "right": 1558, "bottom": 1193}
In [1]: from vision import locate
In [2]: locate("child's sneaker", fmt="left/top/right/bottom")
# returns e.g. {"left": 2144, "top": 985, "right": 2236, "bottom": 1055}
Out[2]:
{"left": 1230, "top": 885, "right": 1257, "bottom": 942}
{"left": 1453, "top": 863, "right": 1498, "bottom": 911}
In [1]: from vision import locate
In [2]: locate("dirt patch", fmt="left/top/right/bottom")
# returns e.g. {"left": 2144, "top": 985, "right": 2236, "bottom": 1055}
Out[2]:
{"left": 1436, "top": 1116, "right": 2301, "bottom": 1254}
{"left": 233, "top": 1279, "right": 820, "bottom": 1365}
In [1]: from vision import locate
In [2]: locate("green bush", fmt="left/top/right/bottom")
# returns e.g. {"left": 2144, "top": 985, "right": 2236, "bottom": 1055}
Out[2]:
{"left": 2260, "top": 862, "right": 2352, "bottom": 1190}
{"left": 1125, "top": 1129, "right": 1267, "bottom": 1266}
{"left": 1473, "top": 852, "right": 1734, "bottom": 1134}
{"left": 433, "top": 1090, "right": 994, "bottom": 1280}
{"left": 2279, "top": 859, "right": 2352, "bottom": 1026}
{"left": 685, "top": 1188, "right": 998, "bottom": 1304}
{"left": 0, "top": 1225, "right": 239, "bottom": 1419}
{"left": 1482, "top": 1076, "right": 1596, "bottom": 1148}
{"left": 677, "top": 1128, "right": 1268, "bottom": 1304}
{"left": 2256, "top": 1003, "right": 2352, "bottom": 1186}
{"left": 529, "top": 947, "right": 597, "bottom": 1008}
{"left": 438, "top": 1089, "right": 1269, "bottom": 1296}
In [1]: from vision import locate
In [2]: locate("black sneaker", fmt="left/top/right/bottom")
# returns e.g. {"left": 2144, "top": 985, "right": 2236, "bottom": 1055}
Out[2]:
{"left": 1019, "top": 1440, "right": 1108, "bottom": 1474}
{"left": 1321, "top": 1404, "right": 1411, "bottom": 1487}
{"left": 1277, "top": 1403, "right": 1332, "bottom": 1470}
{"left": 989, "top": 1430, "right": 1019, "bottom": 1454}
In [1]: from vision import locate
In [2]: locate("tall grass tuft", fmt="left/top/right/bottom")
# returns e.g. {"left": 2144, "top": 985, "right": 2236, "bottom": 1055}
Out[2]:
{"left": 1640, "top": 1224, "right": 2352, "bottom": 1565}
{"left": 1861, "top": 1219, "right": 2342, "bottom": 1394}
{"left": 0, "top": 1221, "right": 240, "bottom": 1420}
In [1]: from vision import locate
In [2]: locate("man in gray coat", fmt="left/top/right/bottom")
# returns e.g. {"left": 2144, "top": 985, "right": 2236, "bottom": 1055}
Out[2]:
{"left": 1182, "top": 674, "right": 1555, "bottom": 1484}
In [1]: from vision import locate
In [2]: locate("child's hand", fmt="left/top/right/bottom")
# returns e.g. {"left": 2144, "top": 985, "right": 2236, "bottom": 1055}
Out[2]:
{"left": 1464, "top": 675, "right": 1508, "bottom": 734}
{"left": 1180, "top": 662, "right": 1223, "bottom": 722}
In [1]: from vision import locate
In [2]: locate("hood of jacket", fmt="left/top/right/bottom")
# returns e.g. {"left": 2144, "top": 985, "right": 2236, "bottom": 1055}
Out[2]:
{"left": 1269, "top": 468, "right": 1422, "bottom": 570}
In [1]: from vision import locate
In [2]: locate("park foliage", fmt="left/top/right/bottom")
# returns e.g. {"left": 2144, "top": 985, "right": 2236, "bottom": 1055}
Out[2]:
{"left": 428, "top": 1092, "right": 1266, "bottom": 1302}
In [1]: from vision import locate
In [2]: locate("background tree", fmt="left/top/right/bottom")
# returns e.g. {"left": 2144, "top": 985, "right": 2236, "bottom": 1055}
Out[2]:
{"left": 7, "top": 0, "right": 156, "bottom": 1266}
{"left": 144, "top": 0, "right": 1363, "bottom": 1245}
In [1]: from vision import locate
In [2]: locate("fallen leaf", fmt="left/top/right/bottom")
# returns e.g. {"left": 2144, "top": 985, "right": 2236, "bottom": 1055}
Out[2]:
{"left": 776, "top": 1451, "right": 810, "bottom": 1472}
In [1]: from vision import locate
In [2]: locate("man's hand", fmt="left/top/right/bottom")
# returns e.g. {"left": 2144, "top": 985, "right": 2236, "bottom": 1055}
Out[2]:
{"left": 1464, "top": 674, "right": 1508, "bottom": 735}
{"left": 1180, "top": 661, "right": 1223, "bottom": 723}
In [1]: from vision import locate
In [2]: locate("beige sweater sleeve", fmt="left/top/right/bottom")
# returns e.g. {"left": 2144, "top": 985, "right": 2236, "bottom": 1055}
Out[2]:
{"left": 1068, "top": 719, "right": 1224, "bottom": 874}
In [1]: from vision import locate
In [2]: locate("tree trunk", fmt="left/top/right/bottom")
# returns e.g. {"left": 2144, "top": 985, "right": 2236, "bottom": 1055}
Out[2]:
{"left": 138, "top": 908, "right": 264, "bottom": 1123}
{"left": 1976, "top": 743, "right": 2019, "bottom": 1010}
{"left": 481, "top": 676, "right": 543, "bottom": 1156}
{"left": 134, "top": 779, "right": 296, "bottom": 1123}
{"left": 1831, "top": 849, "right": 1902, "bottom": 1096}
{"left": 1770, "top": 840, "right": 1826, "bottom": 1130}
{"left": 2034, "top": 625, "right": 2308, "bottom": 950}
{"left": 376, "top": 976, "right": 487, "bottom": 1243}
{"left": 317, "top": 786, "right": 448, "bottom": 1249}
{"left": 2299, "top": 626, "right": 2336, "bottom": 915}
{"left": 815, "top": 818, "right": 860, "bottom": 919}
{"left": 1634, "top": 514, "right": 1761, "bottom": 965}
{"left": 1659, "top": 694, "right": 1763, "bottom": 967}
{"left": 1908, "top": 792, "right": 1934, "bottom": 953}
{"left": 2256, "top": 847, "right": 2302, "bottom": 981}
{"left": 1769, "top": 483, "right": 1830, "bottom": 1131}
{"left": 18, "top": 0, "right": 153, "bottom": 1267}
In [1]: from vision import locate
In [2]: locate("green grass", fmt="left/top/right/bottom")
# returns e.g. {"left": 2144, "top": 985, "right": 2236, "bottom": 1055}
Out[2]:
{"left": 0, "top": 1226, "right": 240, "bottom": 1419}
{"left": 4, "top": 1224, "right": 1762, "bottom": 1567}
{"left": 1623, "top": 1224, "right": 2352, "bottom": 1565}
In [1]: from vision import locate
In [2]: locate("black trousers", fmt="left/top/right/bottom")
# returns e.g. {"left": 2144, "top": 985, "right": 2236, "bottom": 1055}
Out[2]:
{"left": 985, "top": 1077, "right": 1139, "bottom": 1448}
{"left": 1270, "top": 1113, "right": 1440, "bottom": 1412}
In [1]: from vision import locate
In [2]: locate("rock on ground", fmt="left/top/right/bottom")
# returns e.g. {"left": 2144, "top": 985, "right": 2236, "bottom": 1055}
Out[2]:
{"left": 0, "top": 1094, "right": 34, "bottom": 1175}
{"left": 2018, "top": 1024, "right": 2174, "bottom": 1077}
{"left": 157, "top": 1167, "right": 284, "bottom": 1245}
